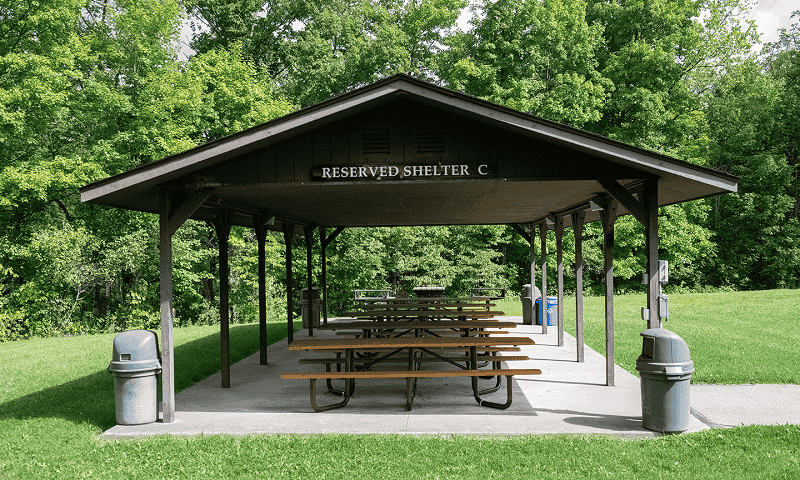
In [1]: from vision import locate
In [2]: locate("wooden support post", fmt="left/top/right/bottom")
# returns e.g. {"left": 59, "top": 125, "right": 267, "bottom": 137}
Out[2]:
{"left": 283, "top": 222, "right": 295, "bottom": 344}
{"left": 320, "top": 227, "right": 345, "bottom": 326}
{"left": 320, "top": 227, "right": 328, "bottom": 325}
{"left": 158, "top": 190, "right": 175, "bottom": 423}
{"left": 304, "top": 225, "right": 315, "bottom": 337}
{"left": 254, "top": 217, "right": 268, "bottom": 365}
{"left": 571, "top": 210, "right": 585, "bottom": 363}
{"left": 644, "top": 179, "right": 660, "bottom": 329}
{"left": 540, "top": 223, "right": 548, "bottom": 335}
{"left": 214, "top": 210, "right": 233, "bottom": 389}
{"left": 157, "top": 188, "right": 213, "bottom": 421}
{"left": 601, "top": 199, "right": 618, "bottom": 386}
{"left": 528, "top": 223, "right": 536, "bottom": 326}
{"left": 555, "top": 216, "right": 565, "bottom": 347}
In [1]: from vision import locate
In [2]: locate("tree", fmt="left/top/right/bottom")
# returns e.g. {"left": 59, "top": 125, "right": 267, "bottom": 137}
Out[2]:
{"left": 703, "top": 25, "right": 800, "bottom": 289}
{"left": 187, "top": 0, "right": 466, "bottom": 107}
{"left": 585, "top": 0, "right": 757, "bottom": 151}
{"left": 437, "top": 0, "right": 609, "bottom": 127}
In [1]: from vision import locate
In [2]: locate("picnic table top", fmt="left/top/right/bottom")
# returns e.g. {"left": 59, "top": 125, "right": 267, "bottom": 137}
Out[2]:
{"left": 340, "top": 309, "right": 505, "bottom": 317}
{"left": 316, "top": 320, "right": 518, "bottom": 330}
{"left": 350, "top": 302, "right": 497, "bottom": 310}
{"left": 287, "top": 336, "right": 536, "bottom": 351}
{"left": 356, "top": 296, "right": 493, "bottom": 305}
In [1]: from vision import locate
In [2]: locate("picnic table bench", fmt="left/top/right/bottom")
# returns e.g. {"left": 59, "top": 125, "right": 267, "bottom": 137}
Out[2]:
{"left": 282, "top": 336, "right": 540, "bottom": 412}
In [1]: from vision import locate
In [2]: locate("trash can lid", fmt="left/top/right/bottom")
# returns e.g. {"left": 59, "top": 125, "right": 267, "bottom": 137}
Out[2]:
{"left": 635, "top": 328, "right": 694, "bottom": 376}
{"left": 108, "top": 330, "right": 162, "bottom": 373}
{"left": 522, "top": 284, "right": 541, "bottom": 299}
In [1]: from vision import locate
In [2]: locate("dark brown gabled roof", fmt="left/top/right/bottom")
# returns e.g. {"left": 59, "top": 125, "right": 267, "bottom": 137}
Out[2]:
{"left": 81, "top": 74, "right": 737, "bottom": 230}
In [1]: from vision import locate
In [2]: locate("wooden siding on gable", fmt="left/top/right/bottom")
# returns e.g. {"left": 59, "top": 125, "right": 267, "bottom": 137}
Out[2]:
{"left": 191, "top": 98, "right": 650, "bottom": 186}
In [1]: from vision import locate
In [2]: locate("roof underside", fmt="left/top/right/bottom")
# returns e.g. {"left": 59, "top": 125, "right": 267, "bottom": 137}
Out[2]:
{"left": 81, "top": 75, "right": 737, "bottom": 231}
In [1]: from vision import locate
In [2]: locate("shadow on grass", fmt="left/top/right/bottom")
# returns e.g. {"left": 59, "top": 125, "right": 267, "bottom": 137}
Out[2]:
{"left": 0, "top": 322, "right": 299, "bottom": 431}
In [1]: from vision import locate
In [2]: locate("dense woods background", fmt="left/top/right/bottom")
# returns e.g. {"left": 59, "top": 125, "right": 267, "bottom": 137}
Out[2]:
{"left": 1, "top": 0, "right": 798, "bottom": 340}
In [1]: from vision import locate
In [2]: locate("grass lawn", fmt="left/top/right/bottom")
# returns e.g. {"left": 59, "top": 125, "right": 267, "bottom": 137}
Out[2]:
{"left": 497, "top": 288, "right": 800, "bottom": 384}
{"left": 1, "top": 291, "right": 799, "bottom": 479}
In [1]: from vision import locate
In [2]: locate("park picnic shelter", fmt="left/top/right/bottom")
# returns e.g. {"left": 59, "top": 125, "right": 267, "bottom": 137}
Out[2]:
{"left": 80, "top": 74, "right": 738, "bottom": 423}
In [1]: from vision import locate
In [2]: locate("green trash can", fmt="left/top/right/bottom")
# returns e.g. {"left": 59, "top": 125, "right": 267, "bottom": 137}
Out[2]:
{"left": 108, "top": 330, "right": 162, "bottom": 425}
{"left": 635, "top": 328, "right": 694, "bottom": 433}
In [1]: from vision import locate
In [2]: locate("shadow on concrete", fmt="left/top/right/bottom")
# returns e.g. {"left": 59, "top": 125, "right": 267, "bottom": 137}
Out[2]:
{"left": 0, "top": 323, "right": 292, "bottom": 430}
{"left": 533, "top": 407, "right": 642, "bottom": 432}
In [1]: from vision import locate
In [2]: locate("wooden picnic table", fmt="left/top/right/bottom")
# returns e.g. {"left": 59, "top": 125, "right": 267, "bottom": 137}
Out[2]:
{"left": 283, "top": 336, "right": 539, "bottom": 411}
{"left": 316, "top": 320, "right": 517, "bottom": 331}
{"left": 350, "top": 301, "right": 497, "bottom": 310}
{"left": 356, "top": 297, "right": 496, "bottom": 305}
{"left": 339, "top": 309, "right": 505, "bottom": 320}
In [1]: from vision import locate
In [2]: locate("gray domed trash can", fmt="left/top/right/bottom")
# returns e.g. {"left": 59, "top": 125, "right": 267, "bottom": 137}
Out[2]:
{"left": 635, "top": 328, "right": 694, "bottom": 433}
{"left": 108, "top": 330, "right": 162, "bottom": 425}
{"left": 521, "top": 284, "right": 541, "bottom": 325}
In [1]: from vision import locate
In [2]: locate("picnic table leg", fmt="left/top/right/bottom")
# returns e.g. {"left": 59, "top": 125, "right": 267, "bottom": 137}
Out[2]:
{"left": 477, "top": 351, "right": 502, "bottom": 395}
{"left": 474, "top": 375, "right": 514, "bottom": 410}
{"left": 346, "top": 348, "right": 356, "bottom": 397}
{"left": 326, "top": 351, "right": 344, "bottom": 395}
{"left": 469, "top": 346, "right": 479, "bottom": 396}
{"left": 406, "top": 346, "right": 416, "bottom": 411}
{"left": 309, "top": 378, "right": 350, "bottom": 412}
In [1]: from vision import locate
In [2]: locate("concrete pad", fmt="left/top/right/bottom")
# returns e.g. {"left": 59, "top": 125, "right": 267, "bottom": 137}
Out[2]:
{"left": 101, "top": 318, "right": 709, "bottom": 439}
{"left": 690, "top": 384, "right": 800, "bottom": 428}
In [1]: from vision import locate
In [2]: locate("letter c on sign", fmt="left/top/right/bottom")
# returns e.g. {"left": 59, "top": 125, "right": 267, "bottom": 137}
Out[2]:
{"left": 478, "top": 164, "right": 488, "bottom": 175}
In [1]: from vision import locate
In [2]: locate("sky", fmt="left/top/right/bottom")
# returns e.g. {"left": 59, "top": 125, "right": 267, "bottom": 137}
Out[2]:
{"left": 744, "top": 0, "right": 797, "bottom": 43}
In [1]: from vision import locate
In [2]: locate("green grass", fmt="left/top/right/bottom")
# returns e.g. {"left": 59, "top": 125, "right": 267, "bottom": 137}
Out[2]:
{"left": 497, "top": 289, "right": 800, "bottom": 384}
{"left": 1, "top": 294, "right": 799, "bottom": 479}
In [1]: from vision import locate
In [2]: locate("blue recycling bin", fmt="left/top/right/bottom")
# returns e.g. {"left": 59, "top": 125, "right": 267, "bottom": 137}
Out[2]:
{"left": 546, "top": 296, "right": 558, "bottom": 326}
{"left": 534, "top": 297, "right": 543, "bottom": 325}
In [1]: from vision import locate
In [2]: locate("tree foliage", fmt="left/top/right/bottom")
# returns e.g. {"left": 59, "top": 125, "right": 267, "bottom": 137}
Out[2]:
{"left": 2, "top": 0, "right": 798, "bottom": 340}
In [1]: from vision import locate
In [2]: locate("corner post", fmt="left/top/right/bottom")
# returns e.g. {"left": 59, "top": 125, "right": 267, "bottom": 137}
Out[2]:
{"left": 158, "top": 190, "right": 175, "bottom": 423}
{"left": 644, "top": 179, "right": 660, "bottom": 329}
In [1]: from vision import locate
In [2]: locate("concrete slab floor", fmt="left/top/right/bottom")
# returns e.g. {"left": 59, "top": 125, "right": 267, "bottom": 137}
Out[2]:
{"left": 102, "top": 318, "right": 716, "bottom": 440}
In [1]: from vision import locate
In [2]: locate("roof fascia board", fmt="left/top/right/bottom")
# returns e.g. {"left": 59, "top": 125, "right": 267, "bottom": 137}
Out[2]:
{"left": 81, "top": 84, "right": 402, "bottom": 203}
{"left": 395, "top": 80, "right": 737, "bottom": 193}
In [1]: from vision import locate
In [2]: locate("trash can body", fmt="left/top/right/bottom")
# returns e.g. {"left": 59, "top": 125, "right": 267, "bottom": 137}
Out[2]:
{"left": 635, "top": 328, "right": 694, "bottom": 432}
{"left": 108, "top": 330, "right": 162, "bottom": 425}
{"left": 300, "top": 287, "right": 321, "bottom": 328}
{"left": 521, "top": 284, "right": 541, "bottom": 325}
{"left": 113, "top": 371, "right": 158, "bottom": 425}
